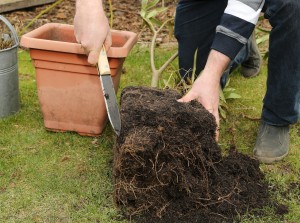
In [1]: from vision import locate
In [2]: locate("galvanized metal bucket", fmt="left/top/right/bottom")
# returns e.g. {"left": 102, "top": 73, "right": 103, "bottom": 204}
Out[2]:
{"left": 0, "top": 15, "right": 20, "bottom": 118}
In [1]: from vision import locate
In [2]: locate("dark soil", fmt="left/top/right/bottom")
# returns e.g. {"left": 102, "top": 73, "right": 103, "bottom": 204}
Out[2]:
{"left": 113, "top": 86, "right": 280, "bottom": 223}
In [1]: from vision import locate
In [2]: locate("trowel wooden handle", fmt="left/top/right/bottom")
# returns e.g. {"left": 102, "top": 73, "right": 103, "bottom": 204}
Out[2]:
{"left": 98, "top": 46, "right": 111, "bottom": 75}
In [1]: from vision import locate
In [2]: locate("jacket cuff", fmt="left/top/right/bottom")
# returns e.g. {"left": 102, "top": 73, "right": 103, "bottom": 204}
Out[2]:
{"left": 211, "top": 33, "right": 244, "bottom": 60}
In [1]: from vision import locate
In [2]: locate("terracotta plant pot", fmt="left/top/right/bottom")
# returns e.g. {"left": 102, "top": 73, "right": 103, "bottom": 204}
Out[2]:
{"left": 20, "top": 23, "right": 137, "bottom": 136}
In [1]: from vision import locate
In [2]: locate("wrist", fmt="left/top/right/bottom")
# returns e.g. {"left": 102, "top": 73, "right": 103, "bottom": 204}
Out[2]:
{"left": 76, "top": 0, "right": 104, "bottom": 11}
{"left": 202, "top": 50, "right": 230, "bottom": 83}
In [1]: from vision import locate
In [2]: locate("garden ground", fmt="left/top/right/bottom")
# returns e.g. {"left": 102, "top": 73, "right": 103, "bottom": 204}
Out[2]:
{"left": 1, "top": 1, "right": 299, "bottom": 222}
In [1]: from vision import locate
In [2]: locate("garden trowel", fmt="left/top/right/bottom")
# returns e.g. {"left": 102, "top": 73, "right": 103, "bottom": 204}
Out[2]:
{"left": 97, "top": 46, "right": 121, "bottom": 136}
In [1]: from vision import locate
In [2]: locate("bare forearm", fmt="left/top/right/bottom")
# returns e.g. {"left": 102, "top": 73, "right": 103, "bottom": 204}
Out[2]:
{"left": 76, "top": 0, "right": 104, "bottom": 14}
{"left": 76, "top": 0, "right": 103, "bottom": 8}
{"left": 201, "top": 50, "right": 231, "bottom": 85}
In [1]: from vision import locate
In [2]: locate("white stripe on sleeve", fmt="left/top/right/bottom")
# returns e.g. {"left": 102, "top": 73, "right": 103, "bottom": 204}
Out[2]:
{"left": 224, "top": 0, "right": 265, "bottom": 24}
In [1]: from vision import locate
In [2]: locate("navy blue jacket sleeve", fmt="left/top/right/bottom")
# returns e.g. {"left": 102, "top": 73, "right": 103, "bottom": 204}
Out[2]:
{"left": 211, "top": 0, "right": 265, "bottom": 59}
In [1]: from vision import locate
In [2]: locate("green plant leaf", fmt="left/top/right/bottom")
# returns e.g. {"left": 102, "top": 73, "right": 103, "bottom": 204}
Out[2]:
{"left": 223, "top": 87, "right": 235, "bottom": 92}
{"left": 224, "top": 78, "right": 230, "bottom": 88}
{"left": 256, "top": 33, "right": 269, "bottom": 45}
{"left": 146, "top": 7, "right": 167, "bottom": 19}
{"left": 191, "top": 48, "right": 198, "bottom": 83}
{"left": 219, "top": 106, "right": 227, "bottom": 119}
{"left": 140, "top": 10, "right": 146, "bottom": 19}
{"left": 150, "top": 17, "right": 163, "bottom": 26}
{"left": 225, "top": 92, "right": 241, "bottom": 99}
{"left": 141, "top": 0, "right": 149, "bottom": 10}
{"left": 255, "top": 26, "right": 271, "bottom": 34}
{"left": 219, "top": 88, "right": 226, "bottom": 102}
{"left": 146, "top": 0, "right": 160, "bottom": 11}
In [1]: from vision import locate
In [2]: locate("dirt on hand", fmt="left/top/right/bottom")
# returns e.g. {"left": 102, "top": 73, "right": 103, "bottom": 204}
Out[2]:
{"left": 113, "top": 86, "right": 279, "bottom": 223}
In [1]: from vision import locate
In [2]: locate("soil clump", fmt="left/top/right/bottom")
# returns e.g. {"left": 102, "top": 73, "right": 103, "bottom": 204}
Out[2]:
{"left": 114, "top": 86, "right": 274, "bottom": 223}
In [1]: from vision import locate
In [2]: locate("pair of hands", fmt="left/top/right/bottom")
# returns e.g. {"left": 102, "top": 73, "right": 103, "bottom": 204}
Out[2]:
{"left": 74, "top": 1, "right": 229, "bottom": 140}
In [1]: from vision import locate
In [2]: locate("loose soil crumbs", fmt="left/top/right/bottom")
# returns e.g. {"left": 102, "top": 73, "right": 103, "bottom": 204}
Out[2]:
{"left": 113, "top": 86, "right": 286, "bottom": 223}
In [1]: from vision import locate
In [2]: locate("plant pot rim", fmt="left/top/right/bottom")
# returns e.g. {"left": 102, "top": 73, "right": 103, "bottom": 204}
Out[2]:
{"left": 20, "top": 23, "right": 138, "bottom": 58}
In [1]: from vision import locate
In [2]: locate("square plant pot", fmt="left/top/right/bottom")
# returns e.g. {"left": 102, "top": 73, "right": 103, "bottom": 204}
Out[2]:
{"left": 20, "top": 23, "right": 137, "bottom": 136}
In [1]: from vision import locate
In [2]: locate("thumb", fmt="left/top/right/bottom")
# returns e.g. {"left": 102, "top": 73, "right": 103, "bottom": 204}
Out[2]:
{"left": 177, "top": 92, "right": 196, "bottom": 103}
{"left": 177, "top": 97, "right": 186, "bottom": 103}
{"left": 88, "top": 50, "right": 100, "bottom": 65}
{"left": 103, "top": 34, "right": 112, "bottom": 52}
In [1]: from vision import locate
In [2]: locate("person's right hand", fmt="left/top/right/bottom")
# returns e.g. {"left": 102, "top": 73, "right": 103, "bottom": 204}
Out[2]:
{"left": 74, "top": 0, "right": 112, "bottom": 65}
{"left": 178, "top": 50, "right": 231, "bottom": 141}
{"left": 178, "top": 71, "right": 221, "bottom": 140}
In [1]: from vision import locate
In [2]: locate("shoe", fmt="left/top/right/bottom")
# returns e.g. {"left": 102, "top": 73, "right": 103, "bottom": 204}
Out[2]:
{"left": 253, "top": 122, "right": 290, "bottom": 164}
{"left": 241, "top": 31, "right": 262, "bottom": 78}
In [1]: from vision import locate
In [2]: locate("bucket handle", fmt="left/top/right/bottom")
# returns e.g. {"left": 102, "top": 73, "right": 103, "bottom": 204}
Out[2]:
{"left": 0, "top": 15, "right": 19, "bottom": 46}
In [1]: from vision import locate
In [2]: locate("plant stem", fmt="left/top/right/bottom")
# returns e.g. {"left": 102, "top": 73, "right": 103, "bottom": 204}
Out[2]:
{"left": 150, "top": 30, "right": 158, "bottom": 76}
{"left": 150, "top": 18, "right": 176, "bottom": 87}
{"left": 108, "top": 0, "right": 113, "bottom": 28}
{"left": 158, "top": 51, "right": 178, "bottom": 74}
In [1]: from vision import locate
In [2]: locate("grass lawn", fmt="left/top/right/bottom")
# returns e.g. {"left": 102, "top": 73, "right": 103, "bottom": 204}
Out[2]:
{"left": 0, "top": 45, "right": 299, "bottom": 223}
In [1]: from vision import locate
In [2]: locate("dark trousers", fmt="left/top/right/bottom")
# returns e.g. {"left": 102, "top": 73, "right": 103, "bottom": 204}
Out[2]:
{"left": 174, "top": 0, "right": 300, "bottom": 126}
{"left": 262, "top": 0, "right": 300, "bottom": 126}
{"left": 174, "top": 0, "right": 228, "bottom": 79}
